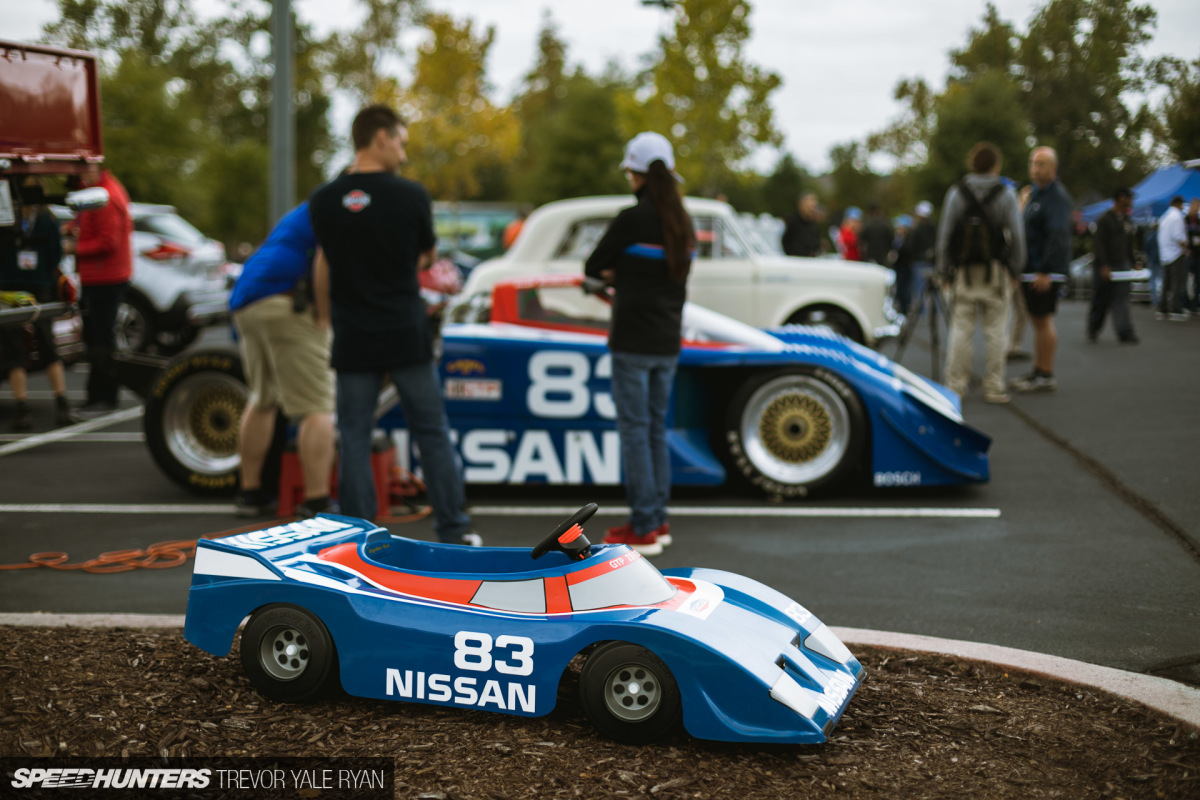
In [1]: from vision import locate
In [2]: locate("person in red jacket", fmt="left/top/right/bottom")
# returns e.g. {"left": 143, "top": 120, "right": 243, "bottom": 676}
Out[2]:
{"left": 67, "top": 169, "right": 133, "bottom": 415}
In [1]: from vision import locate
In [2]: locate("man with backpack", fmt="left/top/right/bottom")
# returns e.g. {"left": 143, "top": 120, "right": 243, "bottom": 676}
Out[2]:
{"left": 936, "top": 142, "right": 1026, "bottom": 404}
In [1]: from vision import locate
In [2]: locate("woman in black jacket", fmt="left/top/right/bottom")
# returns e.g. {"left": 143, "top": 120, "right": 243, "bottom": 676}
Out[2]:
{"left": 585, "top": 132, "right": 695, "bottom": 556}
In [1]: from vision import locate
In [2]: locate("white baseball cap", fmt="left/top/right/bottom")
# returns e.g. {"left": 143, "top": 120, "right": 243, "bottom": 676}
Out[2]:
{"left": 620, "top": 132, "right": 681, "bottom": 180}
{"left": 915, "top": 200, "right": 934, "bottom": 217}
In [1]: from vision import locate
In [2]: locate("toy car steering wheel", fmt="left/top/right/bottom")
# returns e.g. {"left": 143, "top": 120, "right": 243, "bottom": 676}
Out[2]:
{"left": 532, "top": 503, "right": 598, "bottom": 560}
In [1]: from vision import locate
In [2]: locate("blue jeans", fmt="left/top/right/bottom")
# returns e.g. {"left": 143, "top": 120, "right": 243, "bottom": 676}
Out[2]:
{"left": 611, "top": 351, "right": 676, "bottom": 535}
{"left": 336, "top": 361, "right": 470, "bottom": 542}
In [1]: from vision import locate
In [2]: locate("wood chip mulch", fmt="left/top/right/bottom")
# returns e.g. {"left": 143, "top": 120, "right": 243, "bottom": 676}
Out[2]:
{"left": 1, "top": 626, "right": 1197, "bottom": 799}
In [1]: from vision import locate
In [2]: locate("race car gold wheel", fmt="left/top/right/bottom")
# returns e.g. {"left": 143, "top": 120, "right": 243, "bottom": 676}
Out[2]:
{"left": 725, "top": 368, "right": 866, "bottom": 498}
{"left": 144, "top": 348, "right": 248, "bottom": 496}
{"left": 579, "top": 642, "right": 681, "bottom": 744}
{"left": 241, "top": 604, "right": 339, "bottom": 703}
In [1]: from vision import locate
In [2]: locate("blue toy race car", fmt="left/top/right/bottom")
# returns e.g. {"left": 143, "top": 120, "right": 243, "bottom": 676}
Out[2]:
{"left": 185, "top": 506, "right": 863, "bottom": 744}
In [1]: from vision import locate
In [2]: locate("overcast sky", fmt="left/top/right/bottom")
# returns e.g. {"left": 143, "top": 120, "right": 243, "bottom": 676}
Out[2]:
{"left": 6, "top": 0, "right": 1198, "bottom": 172}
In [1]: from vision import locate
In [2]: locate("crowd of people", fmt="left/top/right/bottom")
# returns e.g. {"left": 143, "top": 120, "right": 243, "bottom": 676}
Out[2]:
{"left": 5, "top": 107, "right": 1197, "bottom": 557}
{"left": 783, "top": 146, "right": 1199, "bottom": 405}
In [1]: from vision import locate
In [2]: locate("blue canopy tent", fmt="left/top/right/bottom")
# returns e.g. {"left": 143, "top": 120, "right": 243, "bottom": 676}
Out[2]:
{"left": 1081, "top": 161, "right": 1200, "bottom": 224}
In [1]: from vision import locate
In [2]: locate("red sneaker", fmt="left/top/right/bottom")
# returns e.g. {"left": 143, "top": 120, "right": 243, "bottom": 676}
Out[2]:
{"left": 655, "top": 522, "right": 672, "bottom": 547}
{"left": 603, "top": 522, "right": 663, "bottom": 556}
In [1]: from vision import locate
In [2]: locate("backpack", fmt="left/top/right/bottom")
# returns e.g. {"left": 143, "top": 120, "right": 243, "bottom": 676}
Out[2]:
{"left": 947, "top": 180, "right": 1008, "bottom": 284}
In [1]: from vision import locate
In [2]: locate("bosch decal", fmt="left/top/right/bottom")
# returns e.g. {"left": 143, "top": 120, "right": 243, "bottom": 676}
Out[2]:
{"left": 873, "top": 471, "right": 922, "bottom": 487}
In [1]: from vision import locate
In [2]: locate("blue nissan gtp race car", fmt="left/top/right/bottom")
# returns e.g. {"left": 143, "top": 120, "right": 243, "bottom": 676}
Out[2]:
{"left": 393, "top": 275, "right": 990, "bottom": 498}
{"left": 184, "top": 506, "right": 863, "bottom": 744}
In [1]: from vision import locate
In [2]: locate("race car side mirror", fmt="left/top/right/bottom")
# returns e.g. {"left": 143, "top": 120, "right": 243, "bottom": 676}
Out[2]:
{"left": 65, "top": 187, "right": 109, "bottom": 212}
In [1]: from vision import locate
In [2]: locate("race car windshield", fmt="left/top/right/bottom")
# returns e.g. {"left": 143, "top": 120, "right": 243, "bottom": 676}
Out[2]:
{"left": 568, "top": 554, "right": 676, "bottom": 611}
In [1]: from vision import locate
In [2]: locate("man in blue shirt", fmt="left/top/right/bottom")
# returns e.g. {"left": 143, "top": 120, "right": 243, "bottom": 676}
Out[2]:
{"left": 1012, "top": 146, "right": 1072, "bottom": 393}
{"left": 229, "top": 202, "right": 336, "bottom": 517}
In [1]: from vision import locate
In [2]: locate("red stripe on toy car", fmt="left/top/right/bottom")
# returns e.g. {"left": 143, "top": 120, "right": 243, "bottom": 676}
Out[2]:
{"left": 565, "top": 550, "right": 643, "bottom": 586}
{"left": 317, "top": 543, "right": 482, "bottom": 604}
{"left": 544, "top": 575, "right": 571, "bottom": 613}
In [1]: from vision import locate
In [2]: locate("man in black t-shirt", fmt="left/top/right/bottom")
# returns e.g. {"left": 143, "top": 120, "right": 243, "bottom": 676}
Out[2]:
{"left": 310, "top": 104, "right": 475, "bottom": 544}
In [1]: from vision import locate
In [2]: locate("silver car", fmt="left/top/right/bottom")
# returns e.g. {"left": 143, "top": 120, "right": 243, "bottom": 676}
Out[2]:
{"left": 55, "top": 203, "right": 233, "bottom": 353}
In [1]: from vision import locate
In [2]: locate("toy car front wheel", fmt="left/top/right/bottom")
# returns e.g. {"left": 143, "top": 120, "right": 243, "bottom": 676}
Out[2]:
{"left": 579, "top": 642, "right": 681, "bottom": 744}
{"left": 240, "top": 604, "right": 339, "bottom": 703}
{"left": 725, "top": 367, "right": 866, "bottom": 498}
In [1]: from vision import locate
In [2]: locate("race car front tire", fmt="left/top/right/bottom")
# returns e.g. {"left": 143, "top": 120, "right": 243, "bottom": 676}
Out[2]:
{"left": 725, "top": 367, "right": 866, "bottom": 498}
{"left": 241, "top": 604, "right": 339, "bottom": 703}
{"left": 579, "top": 642, "right": 682, "bottom": 744}
{"left": 144, "top": 347, "right": 247, "bottom": 496}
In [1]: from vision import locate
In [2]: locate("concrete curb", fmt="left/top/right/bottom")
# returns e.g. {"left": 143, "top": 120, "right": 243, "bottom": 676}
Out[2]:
{"left": 2, "top": 614, "right": 1196, "bottom": 731}
{"left": 833, "top": 626, "right": 1200, "bottom": 730}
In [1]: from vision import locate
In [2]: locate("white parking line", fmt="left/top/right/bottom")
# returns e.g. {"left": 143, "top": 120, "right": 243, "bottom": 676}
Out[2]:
{"left": 0, "top": 503, "right": 1001, "bottom": 519}
{"left": 471, "top": 506, "right": 1001, "bottom": 518}
{"left": 0, "top": 432, "right": 144, "bottom": 443}
{"left": 0, "top": 406, "right": 144, "bottom": 458}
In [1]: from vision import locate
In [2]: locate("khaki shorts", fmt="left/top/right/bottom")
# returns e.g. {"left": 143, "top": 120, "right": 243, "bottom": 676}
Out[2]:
{"left": 233, "top": 294, "right": 334, "bottom": 417}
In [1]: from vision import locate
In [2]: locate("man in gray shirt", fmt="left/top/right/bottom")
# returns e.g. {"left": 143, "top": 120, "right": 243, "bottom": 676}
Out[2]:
{"left": 936, "top": 142, "right": 1026, "bottom": 405}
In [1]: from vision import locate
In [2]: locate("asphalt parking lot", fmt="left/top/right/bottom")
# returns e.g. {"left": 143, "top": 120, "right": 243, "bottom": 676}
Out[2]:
{"left": 2, "top": 299, "right": 1198, "bottom": 683}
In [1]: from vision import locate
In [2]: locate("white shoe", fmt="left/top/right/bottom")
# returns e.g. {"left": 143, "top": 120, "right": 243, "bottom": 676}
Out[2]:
{"left": 460, "top": 532, "right": 483, "bottom": 546}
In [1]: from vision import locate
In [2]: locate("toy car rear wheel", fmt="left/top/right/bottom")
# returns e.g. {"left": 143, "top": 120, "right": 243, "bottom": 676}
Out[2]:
{"left": 241, "top": 604, "right": 339, "bottom": 703}
{"left": 579, "top": 642, "right": 682, "bottom": 744}
{"left": 725, "top": 367, "right": 866, "bottom": 498}
{"left": 143, "top": 347, "right": 247, "bottom": 496}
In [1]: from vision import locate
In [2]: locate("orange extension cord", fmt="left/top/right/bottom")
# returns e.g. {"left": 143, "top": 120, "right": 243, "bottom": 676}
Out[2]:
{"left": 0, "top": 468, "right": 433, "bottom": 574}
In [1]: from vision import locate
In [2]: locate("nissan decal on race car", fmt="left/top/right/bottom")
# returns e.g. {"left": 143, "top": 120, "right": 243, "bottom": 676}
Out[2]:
{"left": 184, "top": 505, "right": 863, "bottom": 744}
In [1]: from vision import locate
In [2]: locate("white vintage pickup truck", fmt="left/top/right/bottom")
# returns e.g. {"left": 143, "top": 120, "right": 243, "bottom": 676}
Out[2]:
{"left": 458, "top": 196, "right": 902, "bottom": 346}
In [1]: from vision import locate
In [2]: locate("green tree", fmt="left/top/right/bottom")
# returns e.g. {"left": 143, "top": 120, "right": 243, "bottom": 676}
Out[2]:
{"left": 638, "top": 0, "right": 782, "bottom": 195}
{"left": 1152, "top": 56, "right": 1200, "bottom": 161}
{"left": 759, "top": 153, "right": 808, "bottom": 219}
{"left": 97, "top": 50, "right": 204, "bottom": 211}
{"left": 920, "top": 71, "right": 1031, "bottom": 200}
{"left": 41, "top": 0, "right": 335, "bottom": 246}
{"left": 1016, "top": 0, "right": 1157, "bottom": 197}
{"left": 865, "top": 79, "right": 936, "bottom": 170}
{"left": 948, "top": 3, "right": 1020, "bottom": 80}
{"left": 400, "top": 13, "right": 518, "bottom": 201}
{"left": 516, "top": 71, "right": 630, "bottom": 205}
{"left": 827, "top": 142, "right": 880, "bottom": 217}
{"left": 325, "top": 0, "right": 424, "bottom": 105}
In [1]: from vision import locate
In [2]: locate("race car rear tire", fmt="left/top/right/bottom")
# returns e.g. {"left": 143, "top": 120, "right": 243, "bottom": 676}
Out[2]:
{"left": 143, "top": 347, "right": 247, "bottom": 496}
{"left": 579, "top": 642, "right": 682, "bottom": 744}
{"left": 725, "top": 367, "right": 866, "bottom": 498}
{"left": 241, "top": 604, "right": 339, "bottom": 703}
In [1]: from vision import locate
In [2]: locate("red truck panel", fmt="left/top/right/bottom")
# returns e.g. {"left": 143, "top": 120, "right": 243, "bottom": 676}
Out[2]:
{"left": 0, "top": 39, "right": 103, "bottom": 175}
